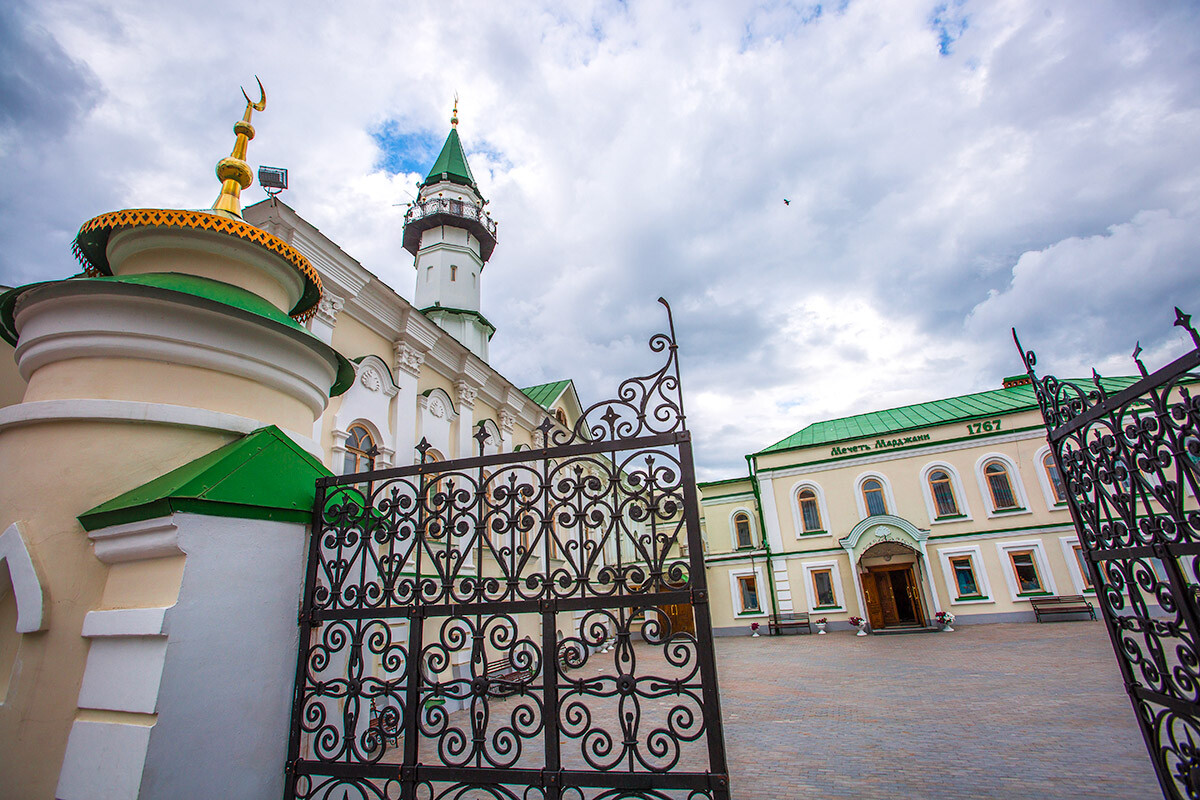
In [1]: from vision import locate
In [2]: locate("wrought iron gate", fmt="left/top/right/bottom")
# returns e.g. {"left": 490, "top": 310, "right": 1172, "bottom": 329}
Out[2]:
{"left": 285, "top": 299, "right": 730, "bottom": 800}
{"left": 1017, "top": 309, "right": 1200, "bottom": 799}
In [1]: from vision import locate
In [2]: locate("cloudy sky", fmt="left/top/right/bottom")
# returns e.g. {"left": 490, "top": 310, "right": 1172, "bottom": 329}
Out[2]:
{"left": 3, "top": 0, "right": 1199, "bottom": 479}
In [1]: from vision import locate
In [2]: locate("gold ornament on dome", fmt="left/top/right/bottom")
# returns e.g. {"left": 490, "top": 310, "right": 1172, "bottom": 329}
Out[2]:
{"left": 212, "top": 77, "right": 267, "bottom": 218}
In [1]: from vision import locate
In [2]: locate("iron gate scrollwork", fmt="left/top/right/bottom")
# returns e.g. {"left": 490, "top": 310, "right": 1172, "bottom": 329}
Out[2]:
{"left": 285, "top": 299, "right": 730, "bottom": 800}
{"left": 1017, "top": 309, "right": 1200, "bottom": 799}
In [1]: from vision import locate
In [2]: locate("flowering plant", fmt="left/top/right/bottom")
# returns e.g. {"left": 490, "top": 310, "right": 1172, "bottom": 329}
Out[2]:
{"left": 936, "top": 611, "right": 955, "bottom": 626}
{"left": 750, "top": 621, "right": 760, "bottom": 631}
{"left": 848, "top": 616, "right": 864, "bottom": 627}
{"left": 815, "top": 617, "right": 828, "bottom": 624}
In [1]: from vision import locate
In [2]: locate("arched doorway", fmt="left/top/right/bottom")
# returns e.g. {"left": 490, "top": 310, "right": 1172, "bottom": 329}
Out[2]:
{"left": 859, "top": 540, "right": 926, "bottom": 630}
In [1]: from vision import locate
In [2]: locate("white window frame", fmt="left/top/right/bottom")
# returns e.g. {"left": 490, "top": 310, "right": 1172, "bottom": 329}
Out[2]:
{"left": 728, "top": 566, "right": 767, "bottom": 617}
{"left": 1033, "top": 445, "right": 1070, "bottom": 511}
{"left": 1058, "top": 536, "right": 1096, "bottom": 595}
{"left": 974, "top": 453, "right": 1032, "bottom": 518}
{"left": 995, "top": 539, "right": 1057, "bottom": 601}
{"left": 728, "top": 507, "right": 757, "bottom": 551}
{"left": 789, "top": 480, "right": 832, "bottom": 538}
{"left": 853, "top": 472, "right": 898, "bottom": 520}
{"left": 936, "top": 544, "right": 993, "bottom": 605}
{"left": 802, "top": 559, "right": 846, "bottom": 613}
{"left": 919, "top": 461, "right": 973, "bottom": 524}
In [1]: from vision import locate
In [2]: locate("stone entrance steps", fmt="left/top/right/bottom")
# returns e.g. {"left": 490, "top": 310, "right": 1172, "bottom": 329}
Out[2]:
{"left": 872, "top": 625, "right": 940, "bottom": 635}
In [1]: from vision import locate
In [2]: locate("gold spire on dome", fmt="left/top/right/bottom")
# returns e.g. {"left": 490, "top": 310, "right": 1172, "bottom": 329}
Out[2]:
{"left": 451, "top": 93, "right": 459, "bottom": 128}
{"left": 212, "top": 77, "right": 266, "bottom": 218}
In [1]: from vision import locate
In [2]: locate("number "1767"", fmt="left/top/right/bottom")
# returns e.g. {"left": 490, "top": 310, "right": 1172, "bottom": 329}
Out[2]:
{"left": 966, "top": 419, "right": 1001, "bottom": 435}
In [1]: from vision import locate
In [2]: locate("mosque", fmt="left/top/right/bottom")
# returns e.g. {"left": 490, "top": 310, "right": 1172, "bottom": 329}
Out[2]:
{"left": 0, "top": 92, "right": 588, "bottom": 799}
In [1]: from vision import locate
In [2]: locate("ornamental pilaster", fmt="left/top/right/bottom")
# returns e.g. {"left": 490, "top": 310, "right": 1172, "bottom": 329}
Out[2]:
{"left": 315, "top": 291, "right": 344, "bottom": 328}
{"left": 394, "top": 342, "right": 425, "bottom": 379}
{"left": 455, "top": 380, "right": 478, "bottom": 411}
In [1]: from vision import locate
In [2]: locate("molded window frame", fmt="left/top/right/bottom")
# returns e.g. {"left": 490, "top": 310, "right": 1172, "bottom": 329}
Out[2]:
{"left": 919, "top": 461, "right": 973, "bottom": 524}
{"left": 789, "top": 480, "right": 831, "bottom": 538}
{"left": 728, "top": 566, "right": 767, "bottom": 618}
{"left": 853, "top": 472, "right": 898, "bottom": 520}
{"left": 936, "top": 544, "right": 993, "bottom": 605}
{"left": 974, "top": 453, "right": 1031, "bottom": 518}
{"left": 995, "top": 539, "right": 1057, "bottom": 601}
{"left": 802, "top": 559, "right": 847, "bottom": 613}
{"left": 1033, "top": 445, "right": 1069, "bottom": 510}
{"left": 1059, "top": 536, "right": 1096, "bottom": 595}
{"left": 729, "top": 508, "right": 757, "bottom": 551}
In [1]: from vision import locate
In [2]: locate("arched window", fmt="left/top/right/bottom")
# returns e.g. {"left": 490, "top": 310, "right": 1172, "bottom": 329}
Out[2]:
{"left": 343, "top": 424, "right": 377, "bottom": 475}
{"left": 555, "top": 408, "right": 568, "bottom": 426}
{"left": 733, "top": 512, "right": 754, "bottom": 549}
{"left": 862, "top": 479, "right": 888, "bottom": 516}
{"left": 1043, "top": 453, "right": 1066, "bottom": 505}
{"left": 797, "top": 489, "right": 823, "bottom": 533}
{"left": 928, "top": 469, "right": 960, "bottom": 517}
{"left": 984, "top": 461, "right": 1019, "bottom": 510}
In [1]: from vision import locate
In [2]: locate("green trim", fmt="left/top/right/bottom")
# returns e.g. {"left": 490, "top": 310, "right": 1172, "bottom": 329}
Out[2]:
{"left": 0, "top": 274, "right": 354, "bottom": 396}
{"left": 1018, "top": 590, "right": 1053, "bottom": 598}
{"left": 420, "top": 305, "right": 497, "bottom": 339}
{"left": 991, "top": 506, "right": 1028, "bottom": 514}
{"left": 799, "top": 529, "right": 828, "bottom": 536}
{"left": 812, "top": 605, "right": 840, "bottom": 611}
{"left": 756, "top": 425, "right": 1047, "bottom": 472}
{"left": 935, "top": 514, "right": 968, "bottom": 521}
{"left": 955, "top": 594, "right": 988, "bottom": 601}
{"left": 697, "top": 476, "right": 753, "bottom": 490}
{"left": 928, "top": 520, "right": 1073, "bottom": 541}
{"left": 78, "top": 425, "right": 332, "bottom": 531}
{"left": 520, "top": 379, "right": 573, "bottom": 410}
{"left": 746, "top": 454, "right": 781, "bottom": 624}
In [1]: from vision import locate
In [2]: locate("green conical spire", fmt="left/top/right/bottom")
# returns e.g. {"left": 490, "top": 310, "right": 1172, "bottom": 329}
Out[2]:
{"left": 422, "top": 127, "right": 477, "bottom": 192}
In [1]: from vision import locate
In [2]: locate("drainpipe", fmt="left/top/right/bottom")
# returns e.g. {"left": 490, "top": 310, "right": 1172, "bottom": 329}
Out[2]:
{"left": 746, "top": 454, "right": 781, "bottom": 626}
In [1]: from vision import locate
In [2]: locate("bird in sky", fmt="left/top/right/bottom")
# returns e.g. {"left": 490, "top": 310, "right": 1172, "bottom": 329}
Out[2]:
{"left": 783, "top": 199, "right": 790, "bottom": 205}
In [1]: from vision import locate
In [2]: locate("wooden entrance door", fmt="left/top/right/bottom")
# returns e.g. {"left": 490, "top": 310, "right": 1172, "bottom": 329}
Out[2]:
{"left": 864, "top": 565, "right": 925, "bottom": 628}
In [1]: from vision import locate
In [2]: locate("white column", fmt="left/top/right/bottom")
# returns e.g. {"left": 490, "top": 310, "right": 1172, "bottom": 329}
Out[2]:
{"left": 392, "top": 342, "right": 424, "bottom": 464}
{"left": 498, "top": 408, "right": 517, "bottom": 453}
{"left": 771, "top": 559, "right": 794, "bottom": 613}
{"left": 454, "top": 380, "right": 478, "bottom": 460}
{"left": 310, "top": 291, "right": 344, "bottom": 443}
{"left": 917, "top": 540, "right": 943, "bottom": 616}
{"left": 756, "top": 475, "right": 786, "bottom": 552}
{"left": 846, "top": 547, "right": 870, "bottom": 626}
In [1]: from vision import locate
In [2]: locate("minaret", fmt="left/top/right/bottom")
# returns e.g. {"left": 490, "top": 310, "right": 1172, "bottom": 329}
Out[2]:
{"left": 402, "top": 99, "right": 498, "bottom": 361}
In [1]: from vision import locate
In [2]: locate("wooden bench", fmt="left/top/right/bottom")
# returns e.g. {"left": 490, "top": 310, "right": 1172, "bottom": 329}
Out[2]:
{"left": 768, "top": 612, "right": 811, "bottom": 635}
{"left": 485, "top": 655, "right": 532, "bottom": 696}
{"left": 1030, "top": 594, "right": 1096, "bottom": 622}
{"left": 368, "top": 698, "right": 400, "bottom": 748}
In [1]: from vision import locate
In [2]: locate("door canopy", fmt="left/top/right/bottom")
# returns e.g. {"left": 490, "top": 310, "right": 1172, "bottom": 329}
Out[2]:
{"left": 839, "top": 515, "right": 928, "bottom": 564}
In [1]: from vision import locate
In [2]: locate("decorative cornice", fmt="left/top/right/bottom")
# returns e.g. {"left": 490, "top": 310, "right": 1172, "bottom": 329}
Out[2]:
{"left": 498, "top": 408, "right": 516, "bottom": 435}
{"left": 88, "top": 517, "right": 182, "bottom": 564}
{"left": 315, "top": 290, "right": 344, "bottom": 328}
{"left": 455, "top": 379, "right": 478, "bottom": 410}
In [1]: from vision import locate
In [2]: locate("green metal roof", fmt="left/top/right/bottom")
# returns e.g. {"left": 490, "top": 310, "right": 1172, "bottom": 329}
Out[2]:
{"left": 0, "top": 273, "right": 355, "bottom": 396}
{"left": 521, "top": 379, "right": 572, "bottom": 410}
{"left": 758, "top": 377, "right": 1141, "bottom": 455}
{"left": 422, "top": 128, "right": 478, "bottom": 191}
{"left": 78, "top": 425, "right": 333, "bottom": 531}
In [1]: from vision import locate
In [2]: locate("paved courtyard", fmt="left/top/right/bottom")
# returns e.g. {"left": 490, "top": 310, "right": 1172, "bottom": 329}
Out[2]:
{"left": 716, "top": 621, "right": 1159, "bottom": 799}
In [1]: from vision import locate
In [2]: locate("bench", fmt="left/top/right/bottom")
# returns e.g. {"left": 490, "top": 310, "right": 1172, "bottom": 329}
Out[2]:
{"left": 485, "top": 655, "right": 532, "bottom": 696}
{"left": 368, "top": 698, "right": 401, "bottom": 748}
{"left": 1030, "top": 594, "right": 1096, "bottom": 622}
{"left": 768, "top": 612, "right": 811, "bottom": 635}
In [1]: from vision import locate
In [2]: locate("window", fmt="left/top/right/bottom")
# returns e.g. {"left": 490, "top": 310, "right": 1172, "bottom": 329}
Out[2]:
{"left": 811, "top": 569, "right": 837, "bottom": 608}
{"left": 733, "top": 512, "right": 754, "bottom": 549}
{"left": 1008, "top": 549, "right": 1044, "bottom": 594}
{"left": 450, "top": 265, "right": 457, "bottom": 281}
{"left": 862, "top": 478, "right": 888, "bottom": 516}
{"left": 426, "top": 265, "right": 432, "bottom": 282}
{"left": 1071, "top": 544, "right": 1093, "bottom": 591}
{"left": 798, "top": 489, "right": 823, "bottom": 532}
{"left": 555, "top": 408, "right": 568, "bottom": 426}
{"left": 949, "top": 556, "right": 981, "bottom": 598}
{"left": 343, "top": 424, "right": 377, "bottom": 475}
{"left": 737, "top": 575, "right": 761, "bottom": 613}
{"left": 1043, "top": 453, "right": 1067, "bottom": 505}
{"left": 985, "top": 461, "right": 1020, "bottom": 510}
{"left": 928, "top": 470, "right": 960, "bottom": 517}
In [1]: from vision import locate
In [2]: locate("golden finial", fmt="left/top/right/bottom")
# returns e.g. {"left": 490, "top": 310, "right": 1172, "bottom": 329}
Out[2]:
{"left": 451, "top": 93, "right": 459, "bottom": 128}
{"left": 212, "top": 77, "right": 266, "bottom": 218}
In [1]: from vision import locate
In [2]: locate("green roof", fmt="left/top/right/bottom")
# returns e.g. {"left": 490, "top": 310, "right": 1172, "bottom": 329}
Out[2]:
{"left": 422, "top": 128, "right": 477, "bottom": 191}
{"left": 0, "top": 273, "right": 355, "bottom": 396}
{"left": 521, "top": 379, "right": 572, "bottom": 410}
{"left": 758, "top": 377, "right": 1141, "bottom": 455}
{"left": 78, "top": 425, "right": 333, "bottom": 531}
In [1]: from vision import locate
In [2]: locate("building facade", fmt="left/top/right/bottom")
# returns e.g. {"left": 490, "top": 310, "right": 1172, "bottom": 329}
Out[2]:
{"left": 699, "top": 375, "right": 1135, "bottom": 635}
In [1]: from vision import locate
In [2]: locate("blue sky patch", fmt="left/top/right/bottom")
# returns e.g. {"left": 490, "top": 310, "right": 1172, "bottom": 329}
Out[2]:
{"left": 930, "top": 1, "right": 969, "bottom": 56}
{"left": 371, "top": 121, "right": 440, "bottom": 176}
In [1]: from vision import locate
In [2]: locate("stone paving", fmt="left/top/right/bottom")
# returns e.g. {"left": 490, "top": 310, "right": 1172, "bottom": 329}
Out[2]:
{"left": 717, "top": 622, "right": 1159, "bottom": 800}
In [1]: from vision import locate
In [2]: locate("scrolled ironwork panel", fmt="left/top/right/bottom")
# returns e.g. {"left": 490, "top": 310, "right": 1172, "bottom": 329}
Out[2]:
{"left": 286, "top": 299, "right": 729, "bottom": 800}
{"left": 1016, "top": 309, "right": 1200, "bottom": 800}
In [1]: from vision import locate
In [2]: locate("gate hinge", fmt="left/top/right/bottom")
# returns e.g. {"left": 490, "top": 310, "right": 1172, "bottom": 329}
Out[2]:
{"left": 707, "top": 772, "right": 729, "bottom": 791}
{"left": 691, "top": 588, "right": 708, "bottom": 605}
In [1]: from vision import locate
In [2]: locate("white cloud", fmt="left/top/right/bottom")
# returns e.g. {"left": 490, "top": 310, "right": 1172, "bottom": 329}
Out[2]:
{"left": 4, "top": 0, "right": 1200, "bottom": 478}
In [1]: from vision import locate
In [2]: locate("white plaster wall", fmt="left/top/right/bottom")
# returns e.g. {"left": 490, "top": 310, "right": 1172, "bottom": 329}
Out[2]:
{"left": 136, "top": 513, "right": 307, "bottom": 800}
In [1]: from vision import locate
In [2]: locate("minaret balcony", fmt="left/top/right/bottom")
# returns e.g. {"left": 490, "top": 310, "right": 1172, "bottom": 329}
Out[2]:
{"left": 402, "top": 197, "right": 497, "bottom": 261}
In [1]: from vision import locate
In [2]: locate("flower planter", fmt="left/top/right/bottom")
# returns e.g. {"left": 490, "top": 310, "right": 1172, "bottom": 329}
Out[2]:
{"left": 855, "top": 622, "right": 868, "bottom": 636}
{"left": 816, "top": 622, "right": 827, "bottom": 634}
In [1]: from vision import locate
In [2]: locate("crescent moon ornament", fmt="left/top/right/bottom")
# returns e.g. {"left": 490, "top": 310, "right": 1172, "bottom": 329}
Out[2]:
{"left": 242, "top": 76, "right": 266, "bottom": 114}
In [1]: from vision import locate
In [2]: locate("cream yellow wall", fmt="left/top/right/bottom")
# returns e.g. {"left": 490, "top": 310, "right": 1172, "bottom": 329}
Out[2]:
{"left": 24, "top": 357, "right": 316, "bottom": 434}
{"left": 329, "top": 314, "right": 393, "bottom": 363}
{"left": 0, "top": 421, "right": 232, "bottom": 800}
{"left": 0, "top": 342, "right": 25, "bottom": 409}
